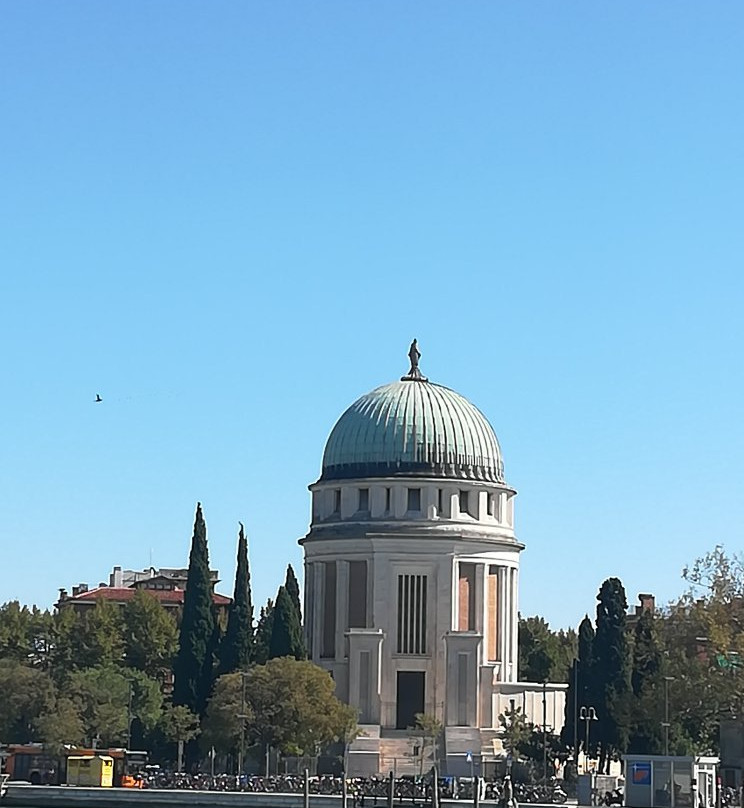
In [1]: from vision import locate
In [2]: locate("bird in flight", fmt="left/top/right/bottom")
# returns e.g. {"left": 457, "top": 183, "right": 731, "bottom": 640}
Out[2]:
{"left": 95, "top": 394, "right": 103, "bottom": 403}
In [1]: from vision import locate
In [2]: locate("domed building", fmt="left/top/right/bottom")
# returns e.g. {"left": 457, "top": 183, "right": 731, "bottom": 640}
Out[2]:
{"left": 300, "top": 343, "right": 565, "bottom": 776}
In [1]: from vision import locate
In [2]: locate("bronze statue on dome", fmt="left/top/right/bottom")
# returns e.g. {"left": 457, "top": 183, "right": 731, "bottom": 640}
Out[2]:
{"left": 401, "top": 339, "right": 428, "bottom": 382}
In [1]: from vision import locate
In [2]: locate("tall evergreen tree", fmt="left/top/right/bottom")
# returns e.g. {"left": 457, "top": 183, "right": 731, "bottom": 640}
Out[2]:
{"left": 627, "top": 609, "right": 664, "bottom": 754}
{"left": 593, "top": 578, "right": 630, "bottom": 772}
{"left": 269, "top": 586, "right": 305, "bottom": 660}
{"left": 561, "top": 615, "right": 595, "bottom": 753}
{"left": 219, "top": 523, "right": 254, "bottom": 673}
{"left": 173, "top": 503, "right": 217, "bottom": 718}
{"left": 253, "top": 599, "right": 274, "bottom": 665}
{"left": 284, "top": 565, "right": 302, "bottom": 625}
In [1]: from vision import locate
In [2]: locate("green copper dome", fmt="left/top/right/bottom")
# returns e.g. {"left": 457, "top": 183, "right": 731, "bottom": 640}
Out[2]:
{"left": 321, "top": 376, "right": 505, "bottom": 484}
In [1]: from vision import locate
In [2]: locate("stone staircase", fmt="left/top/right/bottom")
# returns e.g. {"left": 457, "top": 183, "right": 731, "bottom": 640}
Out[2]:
{"left": 347, "top": 725, "right": 381, "bottom": 777}
{"left": 379, "top": 731, "right": 418, "bottom": 777}
{"left": 444, "top": 726, "right": 483, "bottom": 777}
{"left": 480, "top": 727, "right": 504, "bottom": 760}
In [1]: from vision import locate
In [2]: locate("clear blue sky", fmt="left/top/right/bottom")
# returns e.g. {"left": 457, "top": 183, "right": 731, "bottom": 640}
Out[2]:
{"left": 2, "top": 2, "right": 743, "bottom": 630}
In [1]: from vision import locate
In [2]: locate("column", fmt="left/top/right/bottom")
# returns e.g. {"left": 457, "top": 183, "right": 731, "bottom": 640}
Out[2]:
{"left": 510, "top": 567, "right": 519, "bottom": 682}
{"left": 312, "top": 562, "right": 323, "bottom": 661}
{"left": 503, "top": 567, "right": 512, "bottom": 678}
{"left": 477, "top": 564, "right": 487, "bottom": 635}
{"left": 498, "top": 566, "right": 508, "bottom": 679}
{"left": 336, "top": 561, "right": 349, "bottom": 659}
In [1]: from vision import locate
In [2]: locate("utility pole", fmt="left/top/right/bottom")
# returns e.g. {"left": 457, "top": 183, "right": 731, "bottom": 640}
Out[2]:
{"left": 542, "top": 682, "right": 548, "bottom": 783}
{"left": 126, "top": 682, "right": 133, "bottom": 750}
{"left": 663, "top": 676, "right": 675, "bottom": 756}
{"left": 237, "top": 672, "right": 250, "bottom": 777}
{"left": 572, "top": 661, "right": 579, "bottom": 765}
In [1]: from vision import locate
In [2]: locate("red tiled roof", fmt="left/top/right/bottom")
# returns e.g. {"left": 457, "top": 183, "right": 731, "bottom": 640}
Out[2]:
{"left": 63, "top": 587, "right": 231, "bottom": 606}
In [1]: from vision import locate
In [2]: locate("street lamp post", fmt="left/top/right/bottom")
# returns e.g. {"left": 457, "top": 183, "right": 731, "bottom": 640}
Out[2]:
{"left": 579, "top": 706, "right": 598, "bottom": 773}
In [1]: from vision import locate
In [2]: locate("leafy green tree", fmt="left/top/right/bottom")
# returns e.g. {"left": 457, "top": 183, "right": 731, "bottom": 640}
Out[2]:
{"left": 284, "top": 564, "right": 302, "bottom": 625}
{"left": 122, "top": 589, "right": 178, "bottom": 678}
{"left": 593, "top": 578, "right": 630, "bottom": 771}
{"left": 243, "top": 657, "right": 355, "bottom": 758}
{"left": 498, "top": 705, "right": 531, "bottom": 758}
{"left": 203, "top": 659, "right": 356, "bottom": 766}
{"left": 654, "top": 546, "right": 744, "bottom": 755}
{"left": 64, "top": 666, "right": 162, "bottom": 747}
{"left": 36, "top": 697, "right": 85, "bottom": 750}
{"left": 0, "top": 602, "right": 55, "bottom": 670}
{"left": 72, "top": 598, "right": 125, "bottom": 670}
{"left": 200, "top": 671, "right": 244, "bottom": 755}
{"left": 253, "top": 599, "right": 274, "bottom": 665}
{"left": 159, "top": 704, "right": 201, "bottom": 761}
{"left": 49, "top": 608, "right": 80, "bottom": 685}
{"left": 519, "top": 617, "right": 576, "bottom": 683}
{"left": 269, "top": 586, "right": 305, "bottom": 660}
{"left": 413, "top": 713, "right": 443, "bottom": 770}
{"left": 173, "top": 503, "right": 218, "bottom": 717}
{"left": 0, "top": 601, "right": 32, "bottom": 661}
{"left": 0, "top": 659, "right": 55, "bottom": 742}
{"left": 219, "top": 522, "right": 254, "bottom": 673}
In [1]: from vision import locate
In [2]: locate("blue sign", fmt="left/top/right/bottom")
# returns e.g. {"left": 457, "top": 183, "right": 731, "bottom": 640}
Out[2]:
{"left": 631, "top": 762, "right": 652, "bottom": 786}
{"left": 465, "top": 751, "right": 473, "bottom": 763}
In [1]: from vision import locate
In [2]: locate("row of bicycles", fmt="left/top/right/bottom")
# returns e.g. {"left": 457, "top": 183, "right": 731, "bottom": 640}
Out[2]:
{"left": 137, "top": 771, "right": 571, "bottom": 803}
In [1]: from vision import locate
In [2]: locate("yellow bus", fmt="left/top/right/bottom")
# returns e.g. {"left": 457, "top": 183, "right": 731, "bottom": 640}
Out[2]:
{"left": 65, "top": 756, "right": 114, "bottom": 788}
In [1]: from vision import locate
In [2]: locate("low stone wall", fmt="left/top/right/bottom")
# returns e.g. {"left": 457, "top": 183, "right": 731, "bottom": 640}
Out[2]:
{"left": 4, "top": 785, "right": 332, "bottom": 808}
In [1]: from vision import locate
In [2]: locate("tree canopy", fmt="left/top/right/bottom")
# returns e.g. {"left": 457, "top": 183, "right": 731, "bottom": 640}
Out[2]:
{"left": 123, "top": 590, "right": 178, "bottom": 677}
{"left": 202, "top": 658, "right": 356, "bottom": 761}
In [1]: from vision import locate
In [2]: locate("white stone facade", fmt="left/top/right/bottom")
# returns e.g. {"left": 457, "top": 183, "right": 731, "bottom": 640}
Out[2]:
{"left": 300, "top": 363, "right": 566, "bottom": 775}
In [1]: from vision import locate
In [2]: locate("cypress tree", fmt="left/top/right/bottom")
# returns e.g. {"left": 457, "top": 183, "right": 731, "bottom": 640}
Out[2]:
{"left": 593, "top": 578, "right": 630, "bottom": 772}
{"left": 269, "top": 586, "right": 305, "bottom": 660}
{"left": 253, "top": 599, "right": 274, "bottom": 665}
{"left": 219, "top": 523, "right": 254, "bottom": 673}
{"left": 284, "top": 564, "right": 302, "bottom": 626}
{"left": 628, "top": 609, "right": 664, "bottom": 754}
{"left": 561, "top": 615, "right": 595, "bottom": 754}
{"left": 173, "top": 503, "right": 217, "bottom": 717}
{"left": 631, "top": 610, "right": 661, "bottom": 697}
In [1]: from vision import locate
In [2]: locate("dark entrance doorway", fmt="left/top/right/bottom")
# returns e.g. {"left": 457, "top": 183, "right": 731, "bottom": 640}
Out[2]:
{"left": 396, "top": 671, "right": 425, "bottom": 729}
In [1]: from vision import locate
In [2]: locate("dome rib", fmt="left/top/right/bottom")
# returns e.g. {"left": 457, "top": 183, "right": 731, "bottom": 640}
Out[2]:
{"left": 320, "top": 379, "right": 505, "bottom": 484}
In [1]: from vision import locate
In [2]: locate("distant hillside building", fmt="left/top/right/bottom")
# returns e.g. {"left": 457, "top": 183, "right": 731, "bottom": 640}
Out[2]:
{"left": 300, "top": 343, "right": 566, "bottom": 776}
{"left": 56, "top": 564, "right": 230, "bottom": 617}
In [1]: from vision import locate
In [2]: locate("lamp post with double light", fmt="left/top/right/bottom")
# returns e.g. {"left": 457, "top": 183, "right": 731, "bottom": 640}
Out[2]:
{"left": 579, "top": 706, "right": 598, "bottom": 773}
